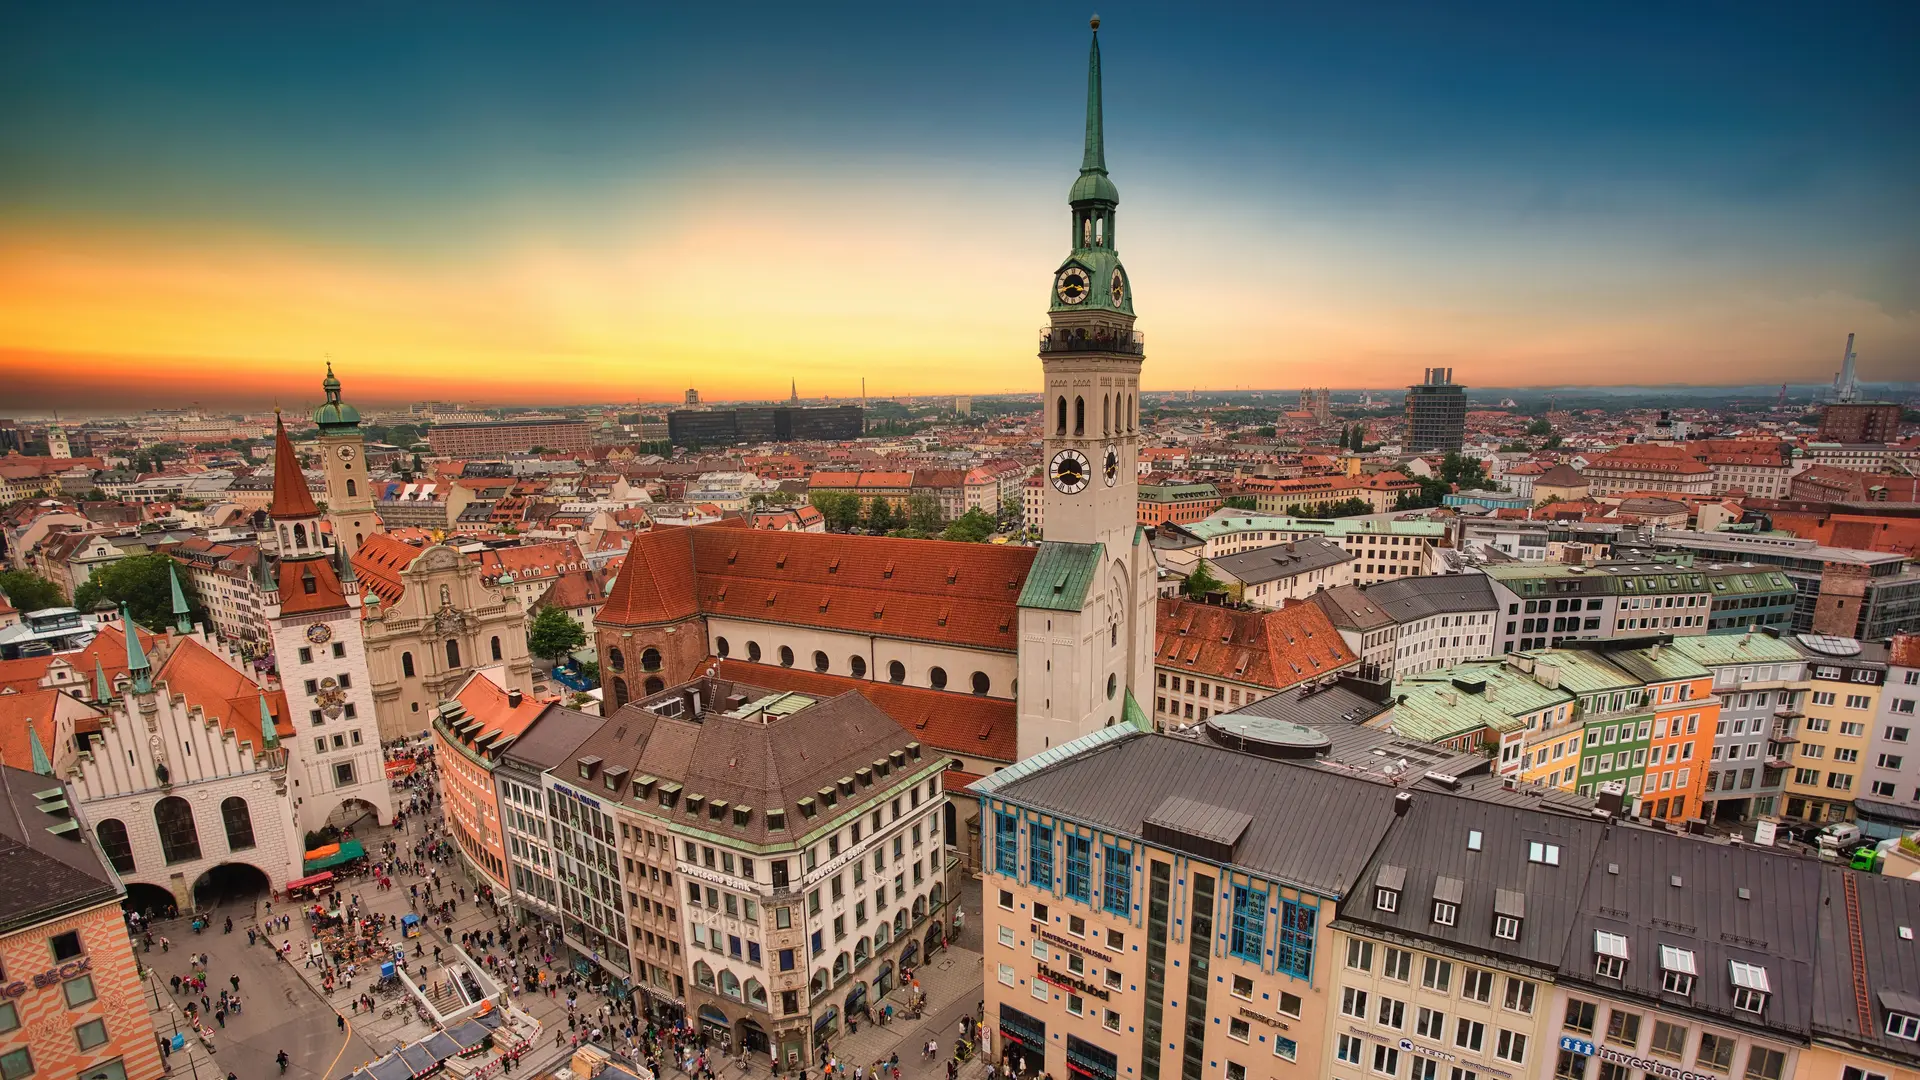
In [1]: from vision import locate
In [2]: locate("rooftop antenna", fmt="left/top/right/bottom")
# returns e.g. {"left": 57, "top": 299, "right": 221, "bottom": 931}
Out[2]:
{"left": 1834, "top": 332, "right": 1859, "bottom": 402}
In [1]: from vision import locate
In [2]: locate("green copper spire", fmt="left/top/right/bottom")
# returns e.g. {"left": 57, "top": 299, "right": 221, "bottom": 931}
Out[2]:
{"left": 168, "top": 561, "right": 192, "bottom": 634}
{"left": 259, "top": 694, "right": 279, "bottom": 750}
{"left": 94, "top": 656, "right": 110, "bottom": 701}
{"left": 122, "top": 605, "right": 152, "bottom": 695}
{"left": 26, "top": 723, "right": 51, "bottom": 775}
{"left": 1070, "top": 16, "right": 1119, "bottom": 206}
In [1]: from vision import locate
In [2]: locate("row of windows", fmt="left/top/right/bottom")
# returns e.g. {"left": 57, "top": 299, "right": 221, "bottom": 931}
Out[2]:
{"left": 94, "top": 796, "right": 256, "bottom": 872}
{"left": 711, "top": 637, "right": 995, "bottom": 694}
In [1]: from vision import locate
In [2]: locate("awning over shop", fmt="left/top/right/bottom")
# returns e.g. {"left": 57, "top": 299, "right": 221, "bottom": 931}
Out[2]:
{"left": 303, "top": 839, "right": 368, "bottom": 873}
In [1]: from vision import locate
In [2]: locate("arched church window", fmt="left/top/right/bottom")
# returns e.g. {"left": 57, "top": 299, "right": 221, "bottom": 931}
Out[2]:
{"left": 612, "top": 677, "right": 629, "bottom": 707}
{"left": 608, "top": 647, "right": 624, "bottom": 672}
{"left": 1074, "top": 398, "right": 1085, "bottom": 436}
{"left": 813, "top": 651, "right": 830, "bottom": 673}
{"left": 1102, "top": 396, "right": 1110, "bottom": 436}
{"left": 888, "top": 661, "right": 905, "bottom": 684}
{"left": 928, "top": 667, "right": 947, "bottom": 691}
{"left": 644, "top": 676, "right": 664, "bottom": 695}
{"left": 1111, "top": 623, "right": 1119, "bottom": 647}
{"left": 401, "top": 652, "right": 415, "bottom": 678}
{"left": 970, "top": 672, "right": 990, "bottom": 696}
{"left": 280, "top": 526, "right": 290, "bottom": 549}
{"left": 293, "top": 523, "right": 308, "bottom": 549}
{"left": 490, "top": 636, "right": 502, "bottom": 661}
{"left": 779, "top": 646, "right": 794, "bottom": 668}
{"left": 640, "top": 647, "right": 661, "bottom": 672}
{"left": 715, "top": 638, "right": 730, "bottom": 659}
{"left": 221, "top": 796, "right": 256, "bottom": 852}
{"left": 1107, "top": 673, "right": 1118, "bottom": 701}
{"left": 747, "top": 641, "right": 762, "bottom": 663}
{"left": 446, "top": 639, "right": 462, "bottom": 668}
{"left": 96, "top": 819, "right": 135, "bottom": 874}
{"left": 1056, "top": 397, "right": 1067, "bottom": 436}
{"left": 850, "top": 656, "right": 867, "bottom": 679}
{"left": 1128, "top": 393, "right": 1135, "bottom": 432}
{"left": 1083, "top": 217, "right": 1092, "bottom": 246}
{"left": 346, "top": 479, "right": 357, "bottom": 497}
{"left": 154, "top": 796, "right": 201, "bottom": 865}
{"left": 1094, "top": 217, "right": 1104, "bottom": 246}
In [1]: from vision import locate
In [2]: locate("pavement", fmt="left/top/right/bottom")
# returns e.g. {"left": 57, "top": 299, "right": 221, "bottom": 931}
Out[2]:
{"left": 135, "top": 775, "right": 993, "bottom": 1080}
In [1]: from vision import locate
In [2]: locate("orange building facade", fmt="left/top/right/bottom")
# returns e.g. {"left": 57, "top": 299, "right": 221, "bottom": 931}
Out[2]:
{"left": 432, "top": 670, "right": 546, "bottom": 890}
{"left": 0, "top": 878, "right": 162, "bottom": 1080}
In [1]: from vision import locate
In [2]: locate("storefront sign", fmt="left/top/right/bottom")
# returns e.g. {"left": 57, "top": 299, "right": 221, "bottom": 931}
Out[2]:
{"left": 1560, "top": 1037, "right": 1723, "bottom": 1080}
{"left": 1035, "top": 928, "right": 1113, "bottom": 963}
{"left": 0, "top": 957, "right": 90, "bottom": 999}
{"left": 1237, "top": 1006, "right": 1288, "bottom": 1031}
{"left": 1036, "top": 963, "right": 1111, "bottom": 1001}
{"left": 1341, "top": 1025, "right": 1511, "bottom": 1080}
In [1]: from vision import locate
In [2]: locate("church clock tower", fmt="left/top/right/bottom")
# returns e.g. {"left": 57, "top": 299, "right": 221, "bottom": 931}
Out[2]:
{"left": 1017, "top": 17, "right": 1158, "bottom": 760}
{"left": 312, "top": 362, "right": 381, "bottom": 563}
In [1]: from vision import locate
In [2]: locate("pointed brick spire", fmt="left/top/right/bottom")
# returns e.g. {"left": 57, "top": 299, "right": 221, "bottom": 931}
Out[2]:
{"left": 269, "top": 410, "right": 320, "bottom": 520}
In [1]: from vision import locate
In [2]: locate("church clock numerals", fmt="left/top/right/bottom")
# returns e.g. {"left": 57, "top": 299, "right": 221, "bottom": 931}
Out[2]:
{"left": 1050, "top": 449, "right": 1092, "bottom": 494}
{"left": 1103, "top": 445, "right": 1120, "bottom": 486}
{"left": 1056, "top": 267, "right": 1091, "bottom": 305}
{"left": 1110, "top": 268, "right": 1125, "bottom": 306}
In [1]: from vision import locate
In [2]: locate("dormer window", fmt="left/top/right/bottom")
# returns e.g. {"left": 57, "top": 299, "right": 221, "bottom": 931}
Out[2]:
{"left": 1594, "top": 931, "right": 1629, "bottom": 979}
{"left": 1492, "top": 889, "right": 1524, "bottom": 941}
{"left": 1432, "top": 876, "right": 1463, "bottom": 928}
{"left": 1729, "top": 961, "right": 1770, "bottom": 1014}
{"left": 1433, "top": 902, "right": 1457, "bottom": 927}
{"left": 1659, "top": 945, "right": 1696, "bottom": 997}
{"left": 1886, "top": 1010, "right": 1920, "bottom": 1042}
{"left": 1375, "top": 864, "right": 1405, "bottom": 913}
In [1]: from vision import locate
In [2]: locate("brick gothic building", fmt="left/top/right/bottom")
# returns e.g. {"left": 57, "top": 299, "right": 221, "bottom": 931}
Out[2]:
{"left": 595, "top": 17, "right": 1158, "bottom": 772}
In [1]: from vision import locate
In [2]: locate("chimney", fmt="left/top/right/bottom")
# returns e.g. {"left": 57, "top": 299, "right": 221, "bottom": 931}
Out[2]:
{"left": 1393, "top": 792, "right": 1413, "bottom": 817}
{"left": 507, "top": 688, "right": 523, "bottom": 708}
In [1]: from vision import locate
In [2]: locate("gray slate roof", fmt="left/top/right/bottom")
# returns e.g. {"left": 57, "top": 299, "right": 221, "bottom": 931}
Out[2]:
{"left": 0, "top": 763, "right": 120, "bottom": 934}
{"left": 1813, "top": 865, "right": 1920, "bottom": 1067}
{"left": 1364, "top": 573, "right": 1499, "bottom": 624}
{"left": 1343, "top": 791, "right": 1608, "bottom": 968}
{"left": 1212, "top": 537, "right": 1352, "bottom": 586}
{"left": 1559, "top": 826, "right": 1822, "bottom": 1038}
{"left": 985, "top": 731, "right": 1403, "bottom": 899}
{"left": 500, "top": 703, "right": 607, "bottom": 771}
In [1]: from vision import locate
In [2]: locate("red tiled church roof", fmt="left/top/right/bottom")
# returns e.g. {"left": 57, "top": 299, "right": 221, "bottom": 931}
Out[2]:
{"left": 600, "top": 524, "right": 1038, "bottom": 652}
{"left": 1153, "top": 597, "right": 1358, "bottom": 691}
{"left": 268, "top": 412, "right": 320, "bottom": 519}
{"left": 709, "top": 658, "right": 1018, "bottom": 764}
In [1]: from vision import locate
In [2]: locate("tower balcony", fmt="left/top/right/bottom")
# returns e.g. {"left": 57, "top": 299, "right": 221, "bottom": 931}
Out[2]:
{"left": 1039, "top": 326, "right": 1145, "bottom": 356}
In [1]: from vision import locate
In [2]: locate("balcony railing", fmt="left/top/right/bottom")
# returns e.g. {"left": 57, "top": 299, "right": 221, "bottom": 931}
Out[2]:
{"left": 1039, "top": 327, "right": 1146, "bottom": 356}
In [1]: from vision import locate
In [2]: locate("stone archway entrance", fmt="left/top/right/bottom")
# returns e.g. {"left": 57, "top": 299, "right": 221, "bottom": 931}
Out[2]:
{"left": 736, "top": 1018, "right": 769, "bottom": 1058}
{"left": 122, "top": 882, "right": 179, "bottom": 920}
{"left": 923, "top": 921, "right": 944, "bottom": 960}
{"left": 328, "top": 797, "right": 384, "bottom": 831}
{"left": 191, "top": 862, "right": 272, "bottom": 911}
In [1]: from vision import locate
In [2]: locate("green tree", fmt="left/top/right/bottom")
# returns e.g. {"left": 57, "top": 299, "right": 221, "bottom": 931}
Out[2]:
{"left": 1222, "top": 495, "right": 1258, "bottom": 511}
{"left": 1542, "top": 434, "right": 1564, "bottom": 450}
{"left": 0, "top": 570, "right": 65, "bottom": 612}
{"left": 940, "top": 509, "right": 998, "bottom": 543}
{"left": 809, "top": 491, "right": 862, "bottom": 533}
{"left": 904, "top": 493, "right": 944, "bottom": 534}
{"left": 1526, "top": 418, "right": 1553, "bottom": 437}
{"left": 1350, "top": 425, "right": 1366, "bottom": 452}
{"left": 999, "top": 496, "right": 1023, "bottom": 524}
{"left": 73, "top": 555, "right": 189, "bottom": 629}
{"left": 863, "top": 497, "right": 900, "bottom": 534}
{"left": 1184, "top": 559, "right": 1225, "bottom": 600}
{"left": 526, "top": 607, "right": 586, "bottom": 665}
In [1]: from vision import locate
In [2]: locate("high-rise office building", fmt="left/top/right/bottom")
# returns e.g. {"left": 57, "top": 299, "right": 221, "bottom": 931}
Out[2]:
{"left": 1404, "top": 367, "right": 1466, "bottom": 453}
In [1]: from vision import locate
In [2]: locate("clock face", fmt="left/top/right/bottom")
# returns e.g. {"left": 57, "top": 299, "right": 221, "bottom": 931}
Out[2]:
{"left": 1050, "top": 449, "right": 1092, "bottom": 494}
{"left": 1056, "top": 267, "right": 1091, "bottom": 305}
{"left": 1110, "top": 268, "right": 1126, "bottom": 306}
{"left": 337, "top": 444, "right": 356, "bottom": 463}
{"left": 1103, "top": 445, "right": 1120, "bottom": 486}
{"left": 305, "top": 622, "right": 333, "bottom": 645}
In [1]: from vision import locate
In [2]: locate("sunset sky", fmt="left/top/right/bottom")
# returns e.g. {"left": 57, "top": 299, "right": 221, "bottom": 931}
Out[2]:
{"left": 2, "top": 1, "right": 1915, "bottom": 412}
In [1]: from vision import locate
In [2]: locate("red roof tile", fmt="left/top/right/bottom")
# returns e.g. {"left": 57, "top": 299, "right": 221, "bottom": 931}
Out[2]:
{"left": 268, "top": 413, "right": 320, "bottom": 519}
{"left": 277, "top": 556, "right": 349, "bottom": 615}
{"left": 710, "top": 658, "right": 1017, "bottom": 764}
{"left": 152, "top": 637, "right": 292, "bottom": 747}
{"left": 1153, "top": 598, "right": 1358, "bottom": 691}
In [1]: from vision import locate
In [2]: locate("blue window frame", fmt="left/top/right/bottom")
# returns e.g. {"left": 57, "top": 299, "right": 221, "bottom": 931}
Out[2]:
{"left": 1230, "top": 885, "right": 1266, "bottom": 962}
{"left": 1028, "top": 823, "right": 1054, "bottom": 887}
{"left": 1276, "top": 899, "right": 1316, "bottom": 978}
{"left": 1065, "top": 835, "right": 1092, "bottom": 902}
{"left": 1103, "top": 845, "right": 1132, "bottom": 916}
{"left": 995, "top": 812, "right": 1019, "bottom": 876}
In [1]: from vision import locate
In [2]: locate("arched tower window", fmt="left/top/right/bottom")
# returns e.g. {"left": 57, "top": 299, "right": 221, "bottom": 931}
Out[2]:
{"left": 346, "top": 479, "right": 357, "bottom": 497}
{"left": 490, "top": 636, "right": 502, "bottom": 661}
{"left": 1094, "top": 217, "right": 1104, "bottom": 246}
{"left": 292, "top": 523, "right": 308, "bottom": 549}
{"left": 154, "top": 796, "right": 201, "bottom": 865}
{"left": 401, "top": 652, "right": 415, "bottom": 678}
{"left": 221, "top": 796, "right": 256, "bottom": 851}
{"left": 612, "top": 677, "right": 629, "bottom": 707}
{"left": 644, "top": 676, "right": 664, "bottom": 695}
{"left": 928, "top": 667, "right": 948, "bottom": 691}
{"left": 95, "top": 819, "right": 135, "bottom": 874}
{"left": 1074, "top": 397, "right": 1085, "bottom": 436}
{"left": 850, "top": 656, "right": 867, "bottom": 679}
{"left": 1128, "top": 393, "right": 1135, "bottom": 432}
{"left": 445, "top": 639, "right": 461, "bottom": 668}
{"left": 887, "top": 661, "right": 905, "bottom": 684}
{"left": 607, "top": 647, "right": 625, "bottom": 672}
{"left": 640, "top": 647, "right": 661, "bottom": 672}
{"left": 1056, "top": 397, "right": 1067, "bottom": 436}
{"left": 971, "top": 671, "right": 990, "bottom": 696}
{"left": 1102, "top": 395, "right": 1110, "bottom": 436}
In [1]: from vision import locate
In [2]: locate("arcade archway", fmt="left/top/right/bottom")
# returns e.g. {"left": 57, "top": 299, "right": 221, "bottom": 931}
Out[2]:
{"left": 328, "top": 797, "right": 385, "bottom": 831}
{"left": 122, "top": 882, "right": 178, "bottom": 920}
{"left": 192, "top": 862, "right": 272, "bottom": 909}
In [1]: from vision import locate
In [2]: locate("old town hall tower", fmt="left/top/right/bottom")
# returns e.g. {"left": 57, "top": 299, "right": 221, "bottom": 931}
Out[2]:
{"left": 1017, "top": 17, "right": 1158, "bottom": 758}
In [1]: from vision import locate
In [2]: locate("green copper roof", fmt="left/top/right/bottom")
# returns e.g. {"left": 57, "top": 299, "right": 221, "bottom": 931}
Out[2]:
{"left": 121, "top": 604, "right": 151, "bottom": 695}
{"left": 1179, "top": 513, "right": 1447, "bottom": 542}
{"left": 94, "top": 656, "right": 109, "bottom": 701}
{"left": 1072, "top": 19, "right": 1118, "bottom": 205}
{"left": 259, "top": 694, "right": 279, "bottom": 749}
{"left": 27, "top": 723, "right": 51, "bottom": 775}
{"left": 168, "top": 561, "right": 192, "bottom": 633}
{"left": 1389, "top": 660, "right": 1572, "bottom": 743}
{"left": 312, "top": 360, "right": 363, "bottom": 431}
{"left": 1662, "top": 632, "right": 1803, "bottom": 669}
{"left": 1018, "top": 541, "right": 1104, "bottom": 612}
{"left": 1123, "top": 688, "right": 1149, "bottom": 733}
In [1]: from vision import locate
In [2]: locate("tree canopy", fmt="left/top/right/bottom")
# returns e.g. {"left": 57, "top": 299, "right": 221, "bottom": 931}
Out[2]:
{"left": 74, "top": 555, "right": 198, "bottom": 630}
{"left": 527, "top": 607, "right": 586, "bottom": 664}
{"left": 940, "top": 509, "right": 999, "bottom": 543}
{"left": 1184, "top": 559, "right": 1226, "bottom": 600}
{"left": 0, "top": 570, "right": 65, "bottom": 613}
{"left": 808, "top": 491, "right": 862, "bottom": 533}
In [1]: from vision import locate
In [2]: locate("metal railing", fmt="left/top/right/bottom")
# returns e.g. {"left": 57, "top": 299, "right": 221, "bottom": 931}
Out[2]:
{"left": 1039, "top": 327, "right": 1145, "bottom": 356}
